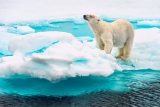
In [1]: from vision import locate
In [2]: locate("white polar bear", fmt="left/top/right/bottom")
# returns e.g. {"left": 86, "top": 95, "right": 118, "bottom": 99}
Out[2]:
{"left": 83, "top": 14, "right": 134, "bottom": 60}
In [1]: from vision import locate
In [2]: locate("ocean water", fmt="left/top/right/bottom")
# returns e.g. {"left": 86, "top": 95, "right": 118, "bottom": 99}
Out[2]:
{"left": 0, "top": 20, "right": 160, "bottom": 106}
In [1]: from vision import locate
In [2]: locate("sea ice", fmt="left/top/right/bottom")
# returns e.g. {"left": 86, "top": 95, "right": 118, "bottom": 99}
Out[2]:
{"left": 0, "top": 27, "right": 160, "bottom": 81}
{"left": 0, "top": 30, "right": 122, "bottom": 81}
{"left": 17, "top": 26, "right": 35, "bottom": 35}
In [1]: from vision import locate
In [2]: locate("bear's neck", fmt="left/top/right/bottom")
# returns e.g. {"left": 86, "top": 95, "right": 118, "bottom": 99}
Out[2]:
{"left": 89, "top": 21, "right": 110, "bottom": 37}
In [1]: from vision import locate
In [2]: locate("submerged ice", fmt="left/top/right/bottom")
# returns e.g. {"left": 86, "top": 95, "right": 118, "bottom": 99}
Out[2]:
{"left": 0, "top": 26, "right": 160, "bottom": 82}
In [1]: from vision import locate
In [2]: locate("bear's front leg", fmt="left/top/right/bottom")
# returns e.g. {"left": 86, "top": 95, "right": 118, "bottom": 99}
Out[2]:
{"left": 95, "top": 36, "right": 104, "bottom": 50}
{"left": 104, "top": 42, "right": 113, "bottom": 54}
{"left": 101, "top": 33, "right": 113, "bottom": 54}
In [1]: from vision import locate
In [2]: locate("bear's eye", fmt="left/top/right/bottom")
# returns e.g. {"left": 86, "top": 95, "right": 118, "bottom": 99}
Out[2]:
{"left": 97, "top": 19, "right": 100, "bottom": 21}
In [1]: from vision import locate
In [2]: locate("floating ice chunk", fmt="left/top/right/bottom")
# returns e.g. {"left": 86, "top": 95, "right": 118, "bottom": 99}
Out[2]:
{"left": 1, "top": 33, "right": 122, "bottom": 81}
{"left": 17, "top": 26, "right": 35, "bottom": 35}
{"left": 8, "top": 31, "right": 76, "bottom": 54}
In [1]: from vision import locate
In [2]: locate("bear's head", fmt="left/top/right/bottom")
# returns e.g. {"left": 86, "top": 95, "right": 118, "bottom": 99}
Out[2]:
{"left": 83, "top": 14, "right": 100, "bottom": 24}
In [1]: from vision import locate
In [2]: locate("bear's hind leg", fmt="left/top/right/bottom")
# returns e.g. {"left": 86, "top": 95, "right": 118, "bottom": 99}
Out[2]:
{"left": 115, "top": 47, "right": 124, "bottom": 58}
{"left": 98, "top": 43, "right": 104, "bottom": 50}
{"left": 121, "top": 41, "right": 132, "bottom": 60}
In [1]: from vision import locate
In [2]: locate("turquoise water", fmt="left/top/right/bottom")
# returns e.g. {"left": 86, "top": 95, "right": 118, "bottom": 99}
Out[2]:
{"left": 0, "top": 69, "right": 159, "bottom": 96}
{"left": 31, "top": 20, "right": 160, "bottom": 38}
{"left": 0, "top": 20, "right": 160, "bottom": 97}
{"left": 31, "top": 21, "right": 94, "bottom": 37}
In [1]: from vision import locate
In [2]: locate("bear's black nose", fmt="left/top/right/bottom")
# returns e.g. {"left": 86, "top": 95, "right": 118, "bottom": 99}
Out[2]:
{"left": 83, "top": 15, "right": 87, "bottom": 20}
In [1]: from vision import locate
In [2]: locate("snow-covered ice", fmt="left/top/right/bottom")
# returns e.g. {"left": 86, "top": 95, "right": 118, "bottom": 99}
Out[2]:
{"left": 0, "top": 26, "right": 160, "bottom": 82}
{"left": 0, "top": 30, "right": 122, "bottom": 81}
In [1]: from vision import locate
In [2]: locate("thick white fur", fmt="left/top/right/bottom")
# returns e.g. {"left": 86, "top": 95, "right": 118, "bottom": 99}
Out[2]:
{"left": 84, "top": 14, "right": 134, "bottom": 60}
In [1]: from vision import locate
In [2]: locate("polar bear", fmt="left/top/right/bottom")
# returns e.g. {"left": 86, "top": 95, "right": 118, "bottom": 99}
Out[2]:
{"left": 83, "top": 14, "right": 134, "bottom": 60}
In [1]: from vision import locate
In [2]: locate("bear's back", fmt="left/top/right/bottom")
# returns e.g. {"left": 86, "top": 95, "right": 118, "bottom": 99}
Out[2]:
{"left": 111, "top": 19, "right": 134, "bottom": 47}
